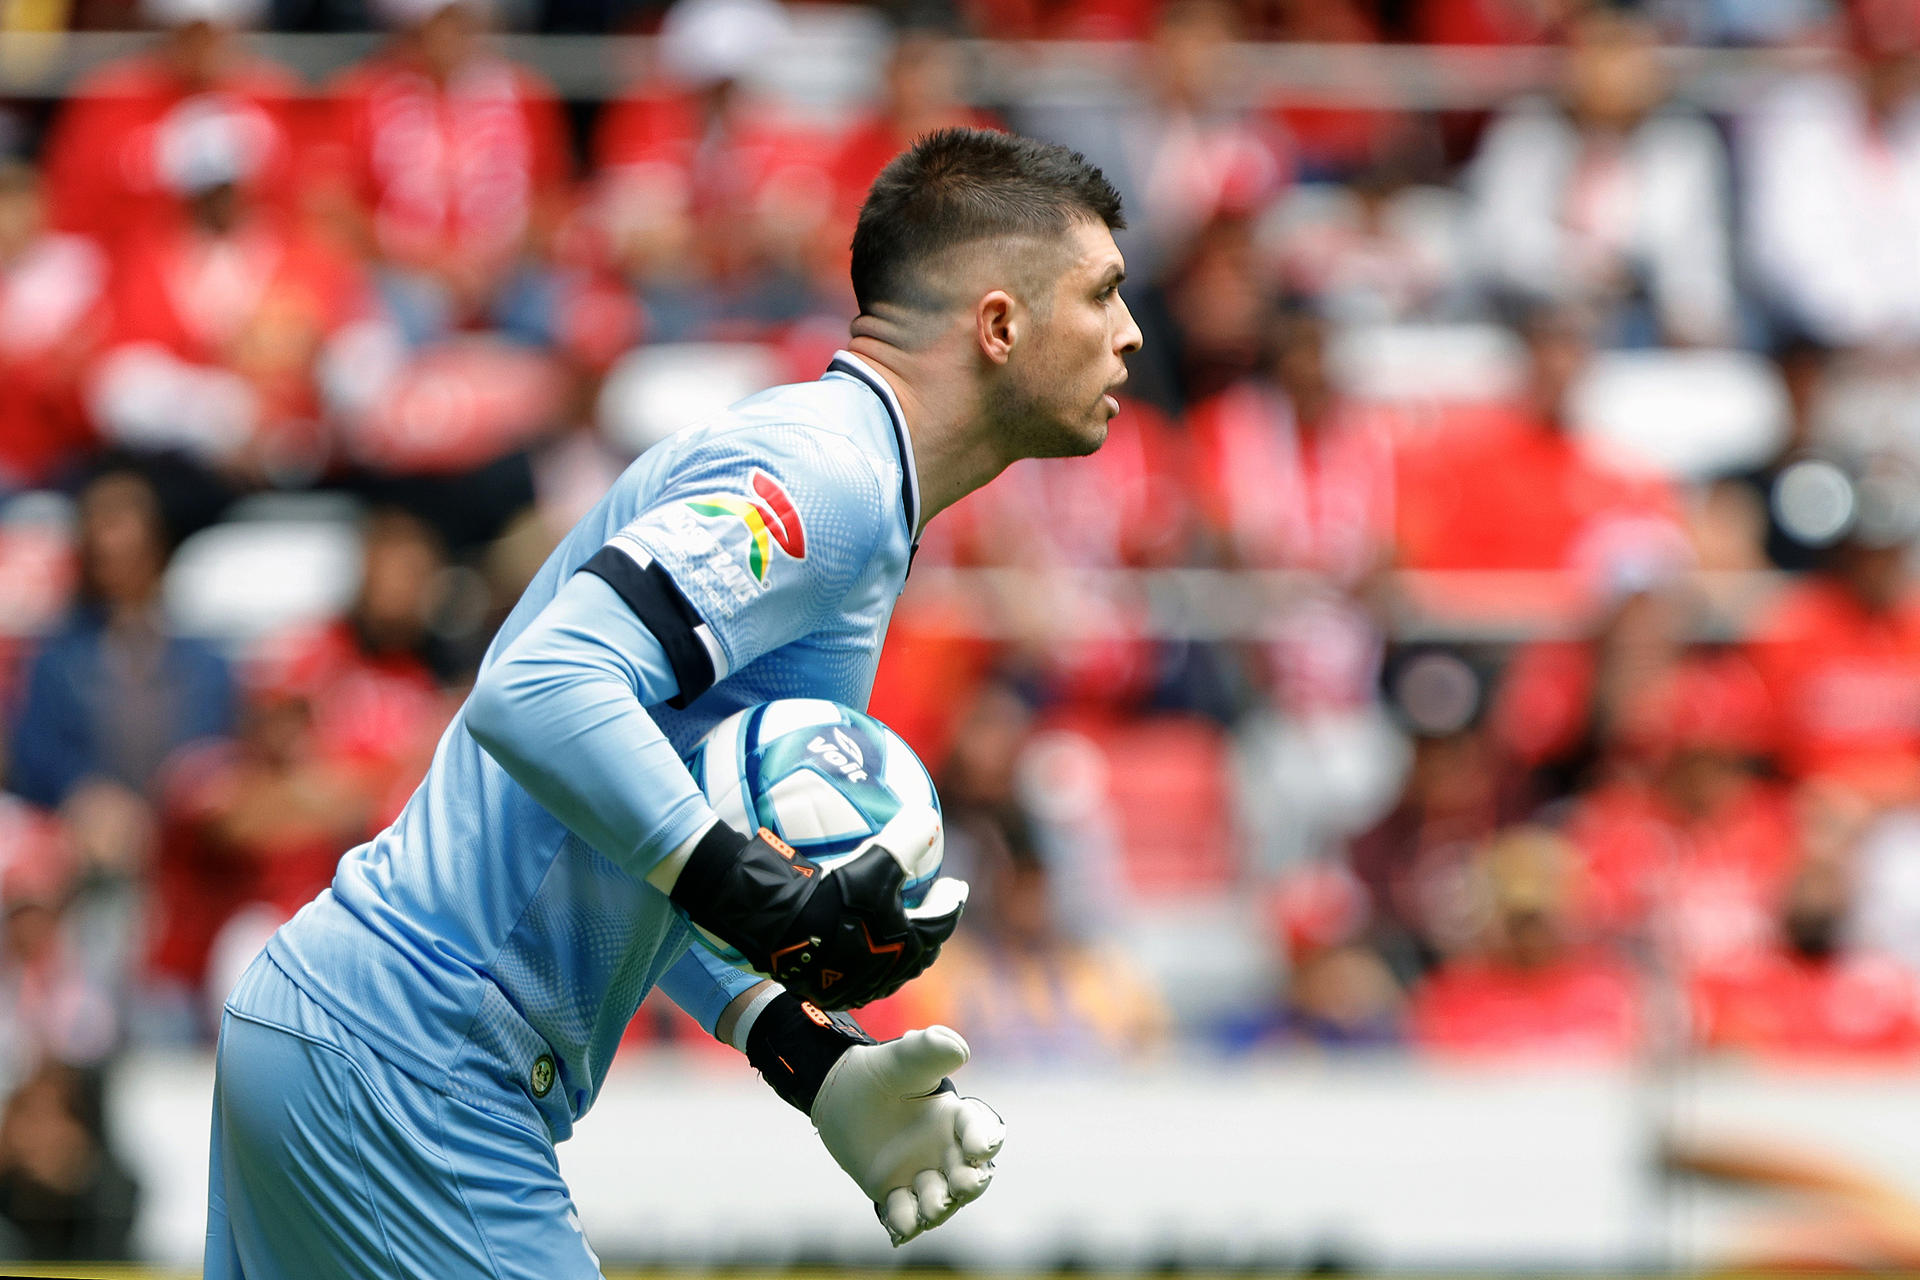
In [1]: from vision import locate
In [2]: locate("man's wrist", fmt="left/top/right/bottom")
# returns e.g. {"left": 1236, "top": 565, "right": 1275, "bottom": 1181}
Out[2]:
{"left": 645, "top": 816, "right": 725, "bottom": 894}
{"left": 665, "top": 819, "right": 751, "bottom": 902}
{"left": 725, "top": 983, "right": 785, "bottom": 1053}
{"left": 744, "top": 991, "right": 874, "bottom": 1115}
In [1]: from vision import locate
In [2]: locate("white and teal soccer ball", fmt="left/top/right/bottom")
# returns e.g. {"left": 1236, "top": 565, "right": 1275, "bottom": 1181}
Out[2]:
{"left": 682, "top": 698, "right": 943, "bottom": 966}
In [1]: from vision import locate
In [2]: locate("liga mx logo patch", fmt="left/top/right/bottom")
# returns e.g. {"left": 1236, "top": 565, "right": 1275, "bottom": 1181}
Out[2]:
{"left": 685, "top": 470, "right": 807, "bottom": 584}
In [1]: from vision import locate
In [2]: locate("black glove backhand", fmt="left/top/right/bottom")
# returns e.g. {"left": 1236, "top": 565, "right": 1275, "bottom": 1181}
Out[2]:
{"left": 670, "top": 807, "right": 966, "bottom": 1010}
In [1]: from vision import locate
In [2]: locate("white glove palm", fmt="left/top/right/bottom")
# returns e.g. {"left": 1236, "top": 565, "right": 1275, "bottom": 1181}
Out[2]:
{"left": 810, "top": 1025, "right": 1005, "bottom": 1246}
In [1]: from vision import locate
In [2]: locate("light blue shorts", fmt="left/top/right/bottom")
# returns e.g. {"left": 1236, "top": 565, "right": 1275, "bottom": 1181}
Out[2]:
{"left": 205, "top": 954, "right": 603, "bottom": 1280}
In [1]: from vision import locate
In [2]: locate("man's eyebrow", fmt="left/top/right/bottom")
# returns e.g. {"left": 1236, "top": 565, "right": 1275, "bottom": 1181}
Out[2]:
{"left": 1099, "top": 264, "right": 1127, "bottom": 288}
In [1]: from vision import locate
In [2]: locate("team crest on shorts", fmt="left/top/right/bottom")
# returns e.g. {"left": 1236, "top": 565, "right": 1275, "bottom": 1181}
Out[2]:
{"left": 531, "top": 1053, "right": 556, "bottom": 1098}
{"left": 684, "top": 470, "right": 807, "bottom": 585}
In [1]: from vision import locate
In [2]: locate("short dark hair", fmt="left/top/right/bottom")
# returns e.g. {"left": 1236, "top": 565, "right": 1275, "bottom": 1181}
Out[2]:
{"left": 851, "top": 127, "right": 1125, "bottom": 314}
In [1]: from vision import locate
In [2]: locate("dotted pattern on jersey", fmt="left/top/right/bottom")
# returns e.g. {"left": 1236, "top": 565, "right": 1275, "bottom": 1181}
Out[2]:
{"left": 265, "top": 372, "right": 916, "bottom": 1136}
{"left": 456, "top": 833, "right": 690, "bottom": 1131}
{"left": 616, "top": 422, "right": 889, "bottom": 681}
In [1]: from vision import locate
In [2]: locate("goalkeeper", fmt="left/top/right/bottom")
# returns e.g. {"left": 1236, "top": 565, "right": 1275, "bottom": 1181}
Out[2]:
{"left": 206, "top": 127, "right": 1142, "bottom": 1280}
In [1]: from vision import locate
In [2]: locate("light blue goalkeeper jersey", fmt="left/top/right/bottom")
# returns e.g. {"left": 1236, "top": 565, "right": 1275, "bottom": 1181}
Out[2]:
{"left": 265, "top": 353, "right": 921, "bottom": 1142}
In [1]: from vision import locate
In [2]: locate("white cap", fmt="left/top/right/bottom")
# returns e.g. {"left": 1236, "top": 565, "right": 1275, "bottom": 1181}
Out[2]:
{"left": 658, "top": 0, "right": 790, "bottom": 86}
{"left": 141, "top": 0, "right": 266, "bottom": 29}
{"left": 154, "top": 98, "right": 272, "bottom": 193}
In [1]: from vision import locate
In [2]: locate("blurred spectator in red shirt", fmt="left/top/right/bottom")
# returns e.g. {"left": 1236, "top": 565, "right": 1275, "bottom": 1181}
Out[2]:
{"left": 1190, "top": 303, "right": 1406, "bottom": 861}
{"left": 1259, "top": 0, "right": 1400, "bottom": 179}
{"left": 1690, "top": 851, "right": 1920, "bottom": 1061}
{"left": 1410, "top": 825, "right": 1643, "bottom": 1061}
{"left": 962, "top": 0, "right": 1160, "bottom": 43}
{"left": 150, "top": 508, "right": 452, "bottom": 1029}
{"left": 1349, "top": 649, "right": 1529, "bottom": 975}
{"left": 1152, "top": 208, "right": 1272, "bottom": 406}
{"left": 592, "top": 0, "right": 844, "bottom": 342}
{"left": 1465, "top": 10, "right": 1737, "bottom": 347}
{"left": 1562, "top": 652, "right": 1800, "bottom": 972}
{"left": 1747, "top": 463, "right": 1920, "bottom": 802}
{"left": 826, "top": 27, "right": 1000, "bottom": 269}
{"left": 1743, "top": 0, "right": 1920, "bottom": 348}
{"left": 923, "top": 396, "right": 1192, "bottom": 708}
{"left": 150, "top": 694, "right": 372, "bottom": 1027}
{"left": 1395, "top": 304, "right": 1683, "bottom": 573}
{"left": 832, "top": 25, "right": 992, "bottom": 185}
{"left": 1189, "top": 303, "right": 1396, "bottom": 588}
{"left": 247, "top": 506, "right": 454, "bottom": 822}
{"left": 0, "top": 801, "right": 116, "bottom": 1082}
{"left": 1492, "top": 567, "right": 1694, "bottom": 801}
{"left": 310, "top": 0, "right": 570, "bottom": 346}
{"left": 1415, "top": 0, "right": 1583, "bottom": 44}
{"left": 88, "top": 109, "right": 372, "bottom": 492}
{"left": 41, "top": 0, "right": 301, "bottom": 258}
{"left": 0, "top": 166, "right": 109, "bottom": 494}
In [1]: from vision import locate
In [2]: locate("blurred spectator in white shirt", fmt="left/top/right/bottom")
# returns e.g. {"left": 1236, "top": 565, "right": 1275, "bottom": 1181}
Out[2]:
{"left": 1466, "top": 10, "right": 1738, "bottom": 347}
{"left": 591, "top": 0, "right": 845, "bottom": 341}
{"left": 1743, "top": 0, "right": 1920, "bottom": 348}
{"left": 1269, "top": 159, "right": 1469, "bottom": 326}
{"left": 1022, "top": 0, "right": 1291, "bottom": 283}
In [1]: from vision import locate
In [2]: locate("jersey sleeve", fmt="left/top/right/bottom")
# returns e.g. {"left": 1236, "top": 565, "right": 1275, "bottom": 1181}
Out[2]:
{"left": 577, "top": 423, "right": 890, "bottom": 708}
{"left": 464, "top": 571, "right": 715, "bottom": 876}
{"left": 657, "top": 944, "right": 766, "bottom": 1039}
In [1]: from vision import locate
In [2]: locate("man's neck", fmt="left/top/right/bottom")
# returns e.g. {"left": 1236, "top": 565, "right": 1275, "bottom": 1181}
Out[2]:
{"left": 845, "top": 335, "right": 1009, "bottom": 535}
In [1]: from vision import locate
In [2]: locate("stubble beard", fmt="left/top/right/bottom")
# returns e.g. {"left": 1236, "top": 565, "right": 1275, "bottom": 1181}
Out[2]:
{"left": 989, "top": 368, "right": 1106, "bottom": 462}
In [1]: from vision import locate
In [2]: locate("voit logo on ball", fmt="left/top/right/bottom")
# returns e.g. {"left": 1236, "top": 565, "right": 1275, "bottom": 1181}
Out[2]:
{"left": 685, "top": 470, "right": 806, "bottom": 585}
{"left": 807, "top": 727, "right": 871, "bottom": 784}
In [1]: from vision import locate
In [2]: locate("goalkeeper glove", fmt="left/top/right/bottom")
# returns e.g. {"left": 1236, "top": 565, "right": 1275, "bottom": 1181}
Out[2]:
{"left": 744, "top": 993, "right": 1004, "bottom": 1246}
{"left": 670, "top": 805, "right": 967, "bottom": 1010}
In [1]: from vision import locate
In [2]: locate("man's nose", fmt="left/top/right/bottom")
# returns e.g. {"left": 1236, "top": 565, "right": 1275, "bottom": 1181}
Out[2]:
{"left": 1115, "top": 295, "right": 1143, "bottom": 355}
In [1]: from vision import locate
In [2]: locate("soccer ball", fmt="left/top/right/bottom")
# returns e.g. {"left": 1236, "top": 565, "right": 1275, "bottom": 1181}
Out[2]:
{"left": 681, "top": 698, "right": 943, "bottom": 967}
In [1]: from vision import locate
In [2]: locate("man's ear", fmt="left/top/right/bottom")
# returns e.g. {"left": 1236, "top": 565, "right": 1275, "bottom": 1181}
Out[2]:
{"left": 975, "top": 290, "right": 1018, "bottom": 365}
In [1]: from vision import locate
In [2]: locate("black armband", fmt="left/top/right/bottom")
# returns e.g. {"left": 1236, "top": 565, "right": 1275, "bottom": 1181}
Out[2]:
{"left": 745, "top": 992, "right": 874, "bottom": 1115}
{"left": 577, "top": 545, "right": 717, "bottom": 708}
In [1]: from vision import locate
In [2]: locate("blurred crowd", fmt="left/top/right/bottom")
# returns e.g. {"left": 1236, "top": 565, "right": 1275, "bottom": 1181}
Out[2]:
{"left": 10, "top": 0, "right": 1920, "bottom": 1256}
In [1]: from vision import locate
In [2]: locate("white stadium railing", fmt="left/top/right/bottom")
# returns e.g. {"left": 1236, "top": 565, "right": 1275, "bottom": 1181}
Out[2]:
{"left": 0, "top": 28, "right": 1851, "bottom": 104}
{"left": 112, "top": 1050, "right": 1920, "bottom": 1272}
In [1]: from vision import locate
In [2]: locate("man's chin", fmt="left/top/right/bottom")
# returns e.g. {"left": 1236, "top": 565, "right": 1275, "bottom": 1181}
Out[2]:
{"left": 1056, "top": 417, "right": 1108, "bottom": 458}
{"left": 1015, "top": 410, "right": 1108, "bottom": 460}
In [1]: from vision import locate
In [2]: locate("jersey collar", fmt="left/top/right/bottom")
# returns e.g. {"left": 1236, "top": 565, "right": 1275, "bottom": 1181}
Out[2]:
{"left": 827, "top": 350, "right": 922, "bottom": 544}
